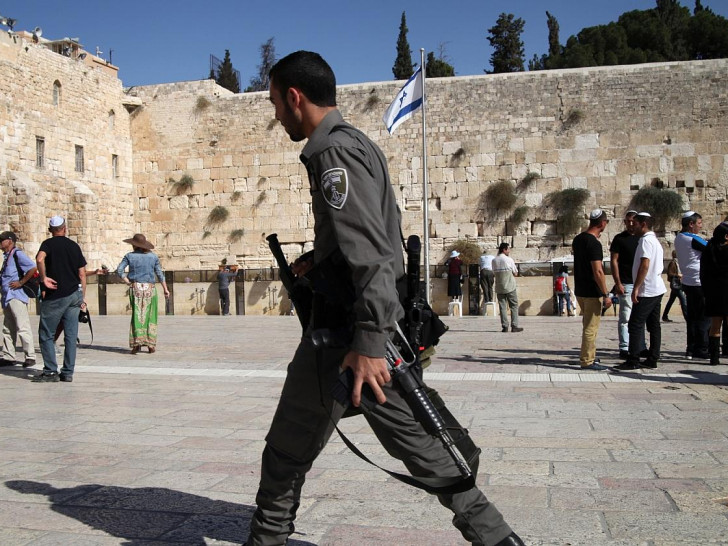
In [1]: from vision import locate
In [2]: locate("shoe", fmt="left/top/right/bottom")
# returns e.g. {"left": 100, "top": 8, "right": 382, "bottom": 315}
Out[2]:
{"left": 131, "top": 346, "right": 140, "bottom": 355}
{"left": 641, "top": 360, "right": 658, "bottom": 369}
{"left": 148, "top": 347, "right": 156, "bottom": 354}
{"left": 612, "top": 362, "right": 641, "bottom": 371}
{"left": 59, "top": 374, "right": 73, "bottom": 382}
{"left": 502, "top": 327, "right": 508, "bottom": 333}
{"left": 662, "top": 316, "right": 673, "bottom": 322}
{"left": 568, "top": 311, "right": 576, "bottom": 316}
{"left": 511, "top": 326, "right": 524, "bottom": 333}
{"left": 31, "top": 372, "right": 59, "bottom": 383}
{"left": 494, "top": 532, "right": 526, "bottom": 546}
{"left": 0, "top": 358, "right": 16, "bottom": 366}
{"left": 573, "top": 357, "right": 599, "bottom": 366}
{"left": 23, "top": 359, "right": 36, "bottom": 368}
{"left": 619, "top": 350, "right": 629, "bottom": 359}
{"left": 693, "top": 351, "right": 710, "bottom": 360}
{"left": 581, "top": 362, "right": 608, "bottom": 371}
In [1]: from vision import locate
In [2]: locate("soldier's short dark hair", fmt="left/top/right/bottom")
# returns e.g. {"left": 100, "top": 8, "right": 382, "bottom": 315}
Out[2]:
{"left": 269, "top": 51, "right": 336, "bottom": 108}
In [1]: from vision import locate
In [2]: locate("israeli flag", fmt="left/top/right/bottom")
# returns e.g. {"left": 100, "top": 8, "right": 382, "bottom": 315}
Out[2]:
{"left": 382, "top": 67, "right": 423, "bottom": 134}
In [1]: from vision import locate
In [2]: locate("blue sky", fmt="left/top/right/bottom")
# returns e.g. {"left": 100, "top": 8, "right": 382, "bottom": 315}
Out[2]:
{"left": 3, "top": 1, "right": 726, "bottom": 88}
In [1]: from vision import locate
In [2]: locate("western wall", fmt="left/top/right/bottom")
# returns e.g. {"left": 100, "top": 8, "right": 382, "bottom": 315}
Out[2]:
{"left": 2, "top": 28, "right": 728, "bottom": 315}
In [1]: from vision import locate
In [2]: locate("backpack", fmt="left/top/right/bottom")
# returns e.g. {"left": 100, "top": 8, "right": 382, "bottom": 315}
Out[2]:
{"left": 554, "top": 275, "right": 567, "bottom": 294}
{"left": 13, "top": 250, "right": 41, "bottom": 299}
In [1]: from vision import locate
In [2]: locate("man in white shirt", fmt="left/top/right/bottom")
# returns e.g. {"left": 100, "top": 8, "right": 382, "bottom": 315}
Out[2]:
{"left": 492, "top": 243, "right": 522, "bottom": 333}
{"left": 479, "top": 251, "right": 495, "bottom": 307}
{"left": 613, "top": 212, "right": 666, "bottom": 370}
{"left": 674, "top": 211, "right": 709, "bottom": 359}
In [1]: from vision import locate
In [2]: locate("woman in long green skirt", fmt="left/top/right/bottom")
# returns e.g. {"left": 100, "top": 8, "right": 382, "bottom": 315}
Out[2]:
{"left": 116, "top": 234, "right": 170, "bottom": 354}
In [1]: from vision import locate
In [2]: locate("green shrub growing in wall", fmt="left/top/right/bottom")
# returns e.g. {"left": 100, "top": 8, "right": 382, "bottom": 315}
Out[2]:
{"left": 546, "top": 188, "right": 590, "bottom": 234}
{"left": 510, "top": 205, "right": 529, "bottom": 225}
{"left": 518, "top": 172, "right": 540, "bottom": 192}
{"left": 630, "top": 186, "right": 683, "bottom": 231}
{"left": 229, "top": 229, "right": 244, "bottom": 242}
{"left": 482, "top": 180, "right": 517, "bottom": 211}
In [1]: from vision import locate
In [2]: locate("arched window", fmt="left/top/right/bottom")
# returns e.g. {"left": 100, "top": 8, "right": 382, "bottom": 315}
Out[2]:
{"left": 108, "top": 109, "right": 115, "bottom": 130}
{"left": 53, "top": 80, "right": 61, "bottom": 106}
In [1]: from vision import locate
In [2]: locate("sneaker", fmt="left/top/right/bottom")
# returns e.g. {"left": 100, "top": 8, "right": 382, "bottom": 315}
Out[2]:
{"left": 31, "top": 372, "right": 59, "bottom": 383}
{"left": 641, "top": 360, "right": 658, "bottom": 369}
{"left": 612, "top": 362, "right": 641, "bottom": 371}
{"left": 23, "top": 359, "right": 36, "bottom": 368}
{"left": 581, "top": 362, "right": 608, "bottom": 371}
{"left": 501, "top": 327, "right": 508, "bottom": 333}
{"left": 619, "top": 350, "right": 629, "bottom": 359}
{"left": 0, "top": 358, "right": 16, "bottom": 366}
{"left": 511, "top": 326, "right": 524, "bottom": 333}
{"left": 59, "top": 374, "right": 73, "bottom": 382}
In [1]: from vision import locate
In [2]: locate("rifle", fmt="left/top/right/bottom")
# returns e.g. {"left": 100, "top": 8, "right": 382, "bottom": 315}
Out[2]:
{"left": 266, "top": 233, "right": 312, "bottom": 331}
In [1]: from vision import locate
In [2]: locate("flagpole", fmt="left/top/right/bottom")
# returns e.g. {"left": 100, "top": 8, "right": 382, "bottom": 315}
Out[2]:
{"left": 420, "top": 48, "right": 430, "bottom": 305}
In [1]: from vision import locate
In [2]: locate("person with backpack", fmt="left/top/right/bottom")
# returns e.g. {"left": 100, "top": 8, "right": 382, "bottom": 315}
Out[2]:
{"left": 0, "top": 231, "right": 38, "bottom": 367}
{"left": 554, "top": 265, "right": 575, "bottom": 316}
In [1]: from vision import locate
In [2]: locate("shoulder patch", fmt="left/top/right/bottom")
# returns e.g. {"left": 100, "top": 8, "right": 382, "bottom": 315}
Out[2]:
{"left": 320, "top": 168, "right": 348, "bottom": 210}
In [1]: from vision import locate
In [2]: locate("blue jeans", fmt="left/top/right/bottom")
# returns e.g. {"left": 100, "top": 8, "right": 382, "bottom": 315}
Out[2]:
{"left": 617, "top": 284, "right": 634, "bottom": 351}
{"left": 38, "top": 290, "right": 83, "bottom": 376}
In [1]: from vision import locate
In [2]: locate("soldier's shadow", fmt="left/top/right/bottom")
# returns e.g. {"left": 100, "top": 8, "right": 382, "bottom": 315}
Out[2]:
{"left": 5, "top": 480, "right": 316, "bottom": 545}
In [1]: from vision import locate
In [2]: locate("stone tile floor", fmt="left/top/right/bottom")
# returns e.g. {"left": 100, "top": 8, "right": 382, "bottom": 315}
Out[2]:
{"left": 0, "top": 314, "right": 726, "bottom": 545}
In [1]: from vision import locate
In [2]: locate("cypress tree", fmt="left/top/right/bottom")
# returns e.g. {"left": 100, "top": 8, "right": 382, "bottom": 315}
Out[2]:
{"left": 393, "top": 12, "right": 414, "bottom": 79}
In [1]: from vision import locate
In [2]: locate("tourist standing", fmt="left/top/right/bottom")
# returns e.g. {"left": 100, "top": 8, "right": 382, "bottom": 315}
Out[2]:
{"left": 700, "top": 221, "right": 728, "bottom": 366}
{"left": 493, "top": 243, "right": 522, "bottom": 333}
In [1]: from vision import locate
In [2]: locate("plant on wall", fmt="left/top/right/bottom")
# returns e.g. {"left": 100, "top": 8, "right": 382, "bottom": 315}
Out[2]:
{"left": 545, "top": 188, "right": 590, "bottom": 234}
{"left": 206, "top": 206, "right": 230, "bottom": 228}
{"left": 169, "top": 174, "right": 195, "bottom": 195}
{"left": 630, "top": 185, "right": 683, "bottom": 231}
{"left": 510, "top": 205, "right": 529, "bottom": 226}
{"left": 449, "top": 147, "right": 466, "bottom": 167}
{"left": 232, "top": 191, "right": 243, "bottom": 202}
{"left": 447, "top": 239, "right": 481, "bottom": 265}
{"left": 481, "top": 180, "right": 517, "bottom": 212}
{"left": 229, "top": 228, "right": 244, "bottom": 242}
{"left": 562, "top": 108, "right": 584, "bottom": 131}
{"left": 517, "top": 171, "right": 540, "bottom": 192}
{"left": 195, "top": 96, "right": 211, "bottom": 112}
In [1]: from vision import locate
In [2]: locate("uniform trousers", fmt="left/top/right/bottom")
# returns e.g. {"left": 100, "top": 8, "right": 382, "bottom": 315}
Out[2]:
{"left": 247, "top": 336, "right": 512, "bottom": 546}
{"left": 2, "top": 298, "right": 36, "bottom": 362}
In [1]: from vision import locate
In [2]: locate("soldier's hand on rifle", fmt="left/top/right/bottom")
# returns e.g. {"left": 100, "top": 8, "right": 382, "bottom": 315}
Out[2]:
{"left": 342, "top": 351, "right": 390, "bottom": 407}
{"left": 292, "top": 255, "right": 313, "bottom": 277}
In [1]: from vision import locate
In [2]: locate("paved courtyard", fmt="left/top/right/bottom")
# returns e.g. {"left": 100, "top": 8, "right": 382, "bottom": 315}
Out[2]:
{"left": 0, "top": 313, "right": 727, "bottom": 545}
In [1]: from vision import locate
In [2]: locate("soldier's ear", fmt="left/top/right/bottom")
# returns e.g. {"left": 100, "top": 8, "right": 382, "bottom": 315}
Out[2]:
{"left": 286, "top": 87, "right": 302, "bottom": 110}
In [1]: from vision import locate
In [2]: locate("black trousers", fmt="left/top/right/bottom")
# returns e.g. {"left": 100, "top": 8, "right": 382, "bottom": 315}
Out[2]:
{"left": 627, "top": 295, "right": 663, "bottom": 363}
{"left": 219, "top": 288, "right": 230, "bottom": 315}
{"left": 682, "top": 285, "right": 709, "bottom": 355}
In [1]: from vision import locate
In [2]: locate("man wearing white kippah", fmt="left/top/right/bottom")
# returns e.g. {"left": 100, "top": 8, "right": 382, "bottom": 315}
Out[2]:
{"left": 675, "top": 211, "right": 709, "bottom": 360}
{"left": 613, "top": 213, "right": 666, "bottom": 370}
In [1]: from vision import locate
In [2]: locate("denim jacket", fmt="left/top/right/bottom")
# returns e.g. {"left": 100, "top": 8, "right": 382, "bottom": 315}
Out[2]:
{"left": 116, "top": 251, "right": 165, "bottom": 283}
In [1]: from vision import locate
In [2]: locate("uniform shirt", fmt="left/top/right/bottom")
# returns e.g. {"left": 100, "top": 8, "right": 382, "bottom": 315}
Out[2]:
{"left": 632, "top": 231, "right": 666, "bottom": 297}
{"left": 116, "top": 251, "right": 165, "bottom": 283}
{"left": 572, "top": 231, "right": 604, "bottom": 298}
{"left": 479, "top": 254, "right": 495, "bottom": 271}
{"left": 492, "top": 254, "right": 517, "bottom": 294}
{"left": 38, "top": 236, "right": 87, "bottom": 301}
{"left": 675, "top": 231, "right": 707, "bottom": 287}
{"left": 609, "top": 230, "right": 640, "bottom": 284}
{"left": 300, "top": 110, "right": 404, "bottom": 358}
{"left": 1, "top": 248, "right": 35, "bottom": 307}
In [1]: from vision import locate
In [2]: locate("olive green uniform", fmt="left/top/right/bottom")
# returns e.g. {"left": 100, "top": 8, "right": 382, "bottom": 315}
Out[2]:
{"left": 248, "top": 111, "right": 512, "bottom": 545}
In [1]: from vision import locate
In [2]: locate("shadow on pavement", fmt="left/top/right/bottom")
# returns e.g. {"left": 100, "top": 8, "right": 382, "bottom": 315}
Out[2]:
{"left": 4, "top": 480, "right": 316, "bottom": 545}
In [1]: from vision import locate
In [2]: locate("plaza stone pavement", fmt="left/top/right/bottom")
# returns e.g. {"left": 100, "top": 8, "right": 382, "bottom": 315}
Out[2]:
{"left": 0, "top": 315, "right": 727, "bottom": 546}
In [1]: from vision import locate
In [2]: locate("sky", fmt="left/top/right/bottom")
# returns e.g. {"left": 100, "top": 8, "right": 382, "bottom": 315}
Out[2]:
{"left": 2, "top": 1, "right": 727, "bottom": 88}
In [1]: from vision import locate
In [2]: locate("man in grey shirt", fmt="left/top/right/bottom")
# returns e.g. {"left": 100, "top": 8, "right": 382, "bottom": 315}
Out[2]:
{"left": 493, "top": 242, "right": 522, "bottom": 333}
{"left": 217, "top": 266, "right": 237, "bottom": 316}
